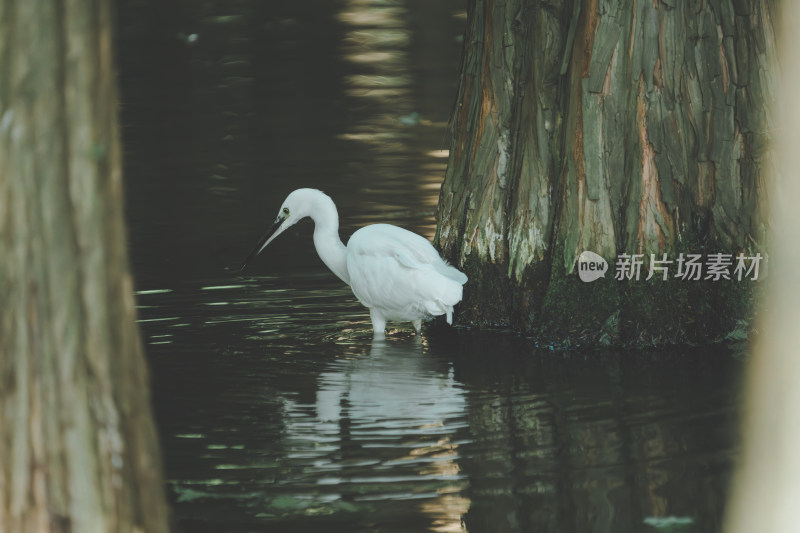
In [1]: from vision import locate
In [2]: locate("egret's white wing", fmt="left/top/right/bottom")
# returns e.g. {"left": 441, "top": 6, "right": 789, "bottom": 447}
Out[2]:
{"left": 346, "top": 224, "right": 466, "bottom": 322}
{"left": 350, "top": 225, "right": 467, "bottom": 279}
{"left": 393, "top": 249, "right": 423, "bottom": 270}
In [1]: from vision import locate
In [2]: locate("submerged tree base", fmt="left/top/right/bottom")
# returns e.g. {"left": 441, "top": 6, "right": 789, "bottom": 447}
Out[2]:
{"left": 538, "top": 269, "right": 757, "bottom": 349}
{"left": 453, "top": 245, "right": 759, "bottom": 348}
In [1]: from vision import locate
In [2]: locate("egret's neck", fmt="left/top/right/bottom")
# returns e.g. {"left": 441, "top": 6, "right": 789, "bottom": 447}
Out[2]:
{"left": 309, "top": 195, "right": 350, "bottom": 285}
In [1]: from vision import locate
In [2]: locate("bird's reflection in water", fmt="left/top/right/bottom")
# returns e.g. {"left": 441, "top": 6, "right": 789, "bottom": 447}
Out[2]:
{"left": 276, "top": 335, "right": 470, "bottom": 531}
{"left": 312, "top": 335, "right": 466, "bottom": 459}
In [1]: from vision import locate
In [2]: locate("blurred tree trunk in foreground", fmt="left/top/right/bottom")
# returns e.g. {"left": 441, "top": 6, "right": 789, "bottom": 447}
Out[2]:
{"left": 0, "top": 1, "right": 169, "bottom": 531}
{"left": 437, "top": 0, "right": 775, "bottom": 345}
{"left": 726, "top": 1, "right": 800, "bottom": 531}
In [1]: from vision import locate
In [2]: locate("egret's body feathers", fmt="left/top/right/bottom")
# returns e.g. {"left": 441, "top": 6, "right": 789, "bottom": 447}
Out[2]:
{"left": 347, "top": 224, "right": 465, "bottom": 324}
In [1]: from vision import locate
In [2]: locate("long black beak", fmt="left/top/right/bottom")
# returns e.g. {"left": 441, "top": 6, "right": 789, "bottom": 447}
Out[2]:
{"left": 239, "top": 215, "right": 285, "bottom": 271}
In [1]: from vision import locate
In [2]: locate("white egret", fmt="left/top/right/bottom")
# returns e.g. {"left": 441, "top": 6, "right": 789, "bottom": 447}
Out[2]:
{"left": 240, "top": 188, "right": 467, "bottom": 339}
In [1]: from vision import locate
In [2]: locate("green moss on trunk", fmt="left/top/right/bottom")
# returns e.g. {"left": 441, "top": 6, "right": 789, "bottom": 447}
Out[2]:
{"left": 532, "top": 243, "right": 759, "bottom": 346}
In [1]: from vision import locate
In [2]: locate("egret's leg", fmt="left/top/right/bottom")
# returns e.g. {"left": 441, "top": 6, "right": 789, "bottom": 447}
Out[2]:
{"left": 369, "top": 308, "right": 387, "bottom": 340}
{"left": 412, "top": 319, "right": 422, "bottom": 335}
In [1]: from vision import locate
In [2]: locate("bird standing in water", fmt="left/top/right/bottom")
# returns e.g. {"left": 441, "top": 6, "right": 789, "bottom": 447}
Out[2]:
{"left": 240, "top": 189, "right": 467, "bottom": 339}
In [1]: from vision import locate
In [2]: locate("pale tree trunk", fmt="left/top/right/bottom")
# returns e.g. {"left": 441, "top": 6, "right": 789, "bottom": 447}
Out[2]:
{"left": 726, "top": 1, "right": 800, "bottom": 531}
{"left": 437, "top": 0, "right": 775, "bottom": 344}
{"left": 0, "top": 1, "right": 169, "bottom": 531}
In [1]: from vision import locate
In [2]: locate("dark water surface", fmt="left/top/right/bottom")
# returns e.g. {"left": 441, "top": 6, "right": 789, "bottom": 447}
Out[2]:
{"left": 118, "top": 1, "right": 743, "bottom": 532}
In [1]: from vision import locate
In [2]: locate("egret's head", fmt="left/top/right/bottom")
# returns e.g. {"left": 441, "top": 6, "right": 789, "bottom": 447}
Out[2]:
{"left": 239, "top": 188, "right": 322, "bottom": 271}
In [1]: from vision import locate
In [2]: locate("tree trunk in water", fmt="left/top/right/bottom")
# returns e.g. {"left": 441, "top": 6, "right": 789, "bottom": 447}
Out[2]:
{"left": 0, "top": 1, "right": 170, "bottom": 531}
{"left": 437, "top": 0, "right": 774, "bottom": 345}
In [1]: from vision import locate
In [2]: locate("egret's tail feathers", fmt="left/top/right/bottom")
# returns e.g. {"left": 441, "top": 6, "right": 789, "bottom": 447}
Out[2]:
{"left": 425, "top": 299, "right": 455, "bottom": 324}
{"left": 423, "top": 300, "right": 445, "bottom": 317}
{"left": 435, "top": 260, "right": 468, "bottom": 285}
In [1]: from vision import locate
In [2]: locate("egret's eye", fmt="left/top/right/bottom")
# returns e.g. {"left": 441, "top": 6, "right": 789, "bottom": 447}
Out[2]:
{"left": 282, "top": 207, "right": 290, "bottom": 216}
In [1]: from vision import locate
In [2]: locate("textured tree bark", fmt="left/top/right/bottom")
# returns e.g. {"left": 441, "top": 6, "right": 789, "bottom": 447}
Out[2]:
{"left": 437, "top": 0, "right": 774, "bottom": 344}
{"left": 0, "top": 1, "right": 170, "bottom": 531}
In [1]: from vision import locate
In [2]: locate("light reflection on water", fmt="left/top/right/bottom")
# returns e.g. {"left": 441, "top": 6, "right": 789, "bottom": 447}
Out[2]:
{"left": 119, "top": 0, "right": 741, "bottom": 532}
